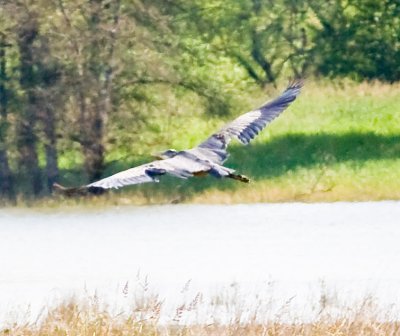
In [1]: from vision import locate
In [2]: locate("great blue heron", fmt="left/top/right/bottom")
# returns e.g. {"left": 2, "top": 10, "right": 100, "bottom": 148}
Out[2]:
{"left": 54, "top": 79, "right": 303, "bottom": 196}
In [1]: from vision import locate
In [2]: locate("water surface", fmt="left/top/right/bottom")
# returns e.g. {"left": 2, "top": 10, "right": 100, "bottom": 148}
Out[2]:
{"left": 1, "top": 202, "right": 400, "bottom": 323}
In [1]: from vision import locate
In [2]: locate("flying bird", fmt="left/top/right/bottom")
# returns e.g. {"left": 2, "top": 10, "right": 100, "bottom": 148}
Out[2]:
{"left": 54, "top": 79, "right": 303, "bottom": 196}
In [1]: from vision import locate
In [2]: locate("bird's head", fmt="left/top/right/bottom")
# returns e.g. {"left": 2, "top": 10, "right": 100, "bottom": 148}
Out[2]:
{"left": 152, "top": 149, "right": 178, "bottom": 160}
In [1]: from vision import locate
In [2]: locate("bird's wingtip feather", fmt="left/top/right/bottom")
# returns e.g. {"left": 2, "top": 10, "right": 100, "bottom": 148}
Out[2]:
{"left": 287, "top": 78, "right": 305, "bottom": 90}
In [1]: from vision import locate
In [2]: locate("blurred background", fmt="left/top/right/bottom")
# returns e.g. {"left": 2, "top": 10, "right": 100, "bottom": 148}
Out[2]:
{"left": 0, "top": 0, "right": 399, "bottom": 203}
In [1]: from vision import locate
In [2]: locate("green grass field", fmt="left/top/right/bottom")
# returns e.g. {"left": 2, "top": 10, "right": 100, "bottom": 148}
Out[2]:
{"left": 49, "top": 80, "right": 400, "bottom": 206}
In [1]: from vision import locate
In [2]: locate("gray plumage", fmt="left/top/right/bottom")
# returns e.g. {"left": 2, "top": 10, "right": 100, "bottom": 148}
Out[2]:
{"left": 197, "top": 79, "right": 303, "bottom": 164}
{"left": 60, "top": 79, "right": 303, "bottom": 194}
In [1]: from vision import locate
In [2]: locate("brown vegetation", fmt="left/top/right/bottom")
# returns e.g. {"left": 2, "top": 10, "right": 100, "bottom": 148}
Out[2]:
{"left": 2, "top": 285, "right": 400, "bottom": 336}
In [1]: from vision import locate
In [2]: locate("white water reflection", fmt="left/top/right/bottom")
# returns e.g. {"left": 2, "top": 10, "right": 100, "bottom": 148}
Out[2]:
{"left": 0, "top": 202, "right": 400, "bottom": 323}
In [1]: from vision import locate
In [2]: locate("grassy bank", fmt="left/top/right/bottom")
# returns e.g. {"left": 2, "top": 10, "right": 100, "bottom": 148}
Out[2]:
{"left": 34, "top": 80, "right": 400, "bottom": 206}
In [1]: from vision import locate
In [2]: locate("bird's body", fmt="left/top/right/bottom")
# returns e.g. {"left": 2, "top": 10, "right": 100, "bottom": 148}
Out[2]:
{"left": 54, "top": 80, "right": 303, "bottom": 196}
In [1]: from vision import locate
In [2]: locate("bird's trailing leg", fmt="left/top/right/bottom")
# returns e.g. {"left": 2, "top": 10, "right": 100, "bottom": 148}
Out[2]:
{"left": 209, "top": 165, "right": 250, "bottom": 183}
{"left": 228, "top": 173, "right": 250, "bottom": 183}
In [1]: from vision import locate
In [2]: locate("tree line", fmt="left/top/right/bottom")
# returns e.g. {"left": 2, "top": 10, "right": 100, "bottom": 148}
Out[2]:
{"left": 0, "top": 0, "right": 398, "bottom": 201}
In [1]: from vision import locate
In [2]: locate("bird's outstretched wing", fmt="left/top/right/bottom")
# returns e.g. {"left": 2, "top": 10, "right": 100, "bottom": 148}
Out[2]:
{"left": 53, "top": 162, "right": 167, "bottom": 196}
{"left": 54, "top": 79, "right": 303, "bottom": 196}
{"left": 197, "top": 79, "right": 304, "bottom": 164}
{"left": 54, "top": 154, "right": 212, "bottom": 195}
{"left": 87, "top": 154, "right": 210, "bottom": 190}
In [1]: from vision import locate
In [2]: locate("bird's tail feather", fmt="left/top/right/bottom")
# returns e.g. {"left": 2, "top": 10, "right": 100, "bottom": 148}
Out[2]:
{"left": 53, "top": 183, "right": 106, "bottom": 197}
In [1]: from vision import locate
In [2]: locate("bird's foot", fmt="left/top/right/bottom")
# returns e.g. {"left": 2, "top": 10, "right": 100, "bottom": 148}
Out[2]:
{"left": 228, "top": 173, "right": 250, "bottom": 183}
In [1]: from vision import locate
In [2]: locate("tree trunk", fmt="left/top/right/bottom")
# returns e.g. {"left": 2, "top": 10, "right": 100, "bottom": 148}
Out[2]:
{"left": 42, "top": 104, "right": 59, "bottom": 192}
{"left": 250, "top": 29, "right": 276, "bottom": 86}
{"left": 36, "top": 37, "right": 61, "bottom": 193}
{"left": 79, "top": 0, "right": 120, "bottom": 182}
{"left": 16, "top": 15, "right": 42, "bottom": 196}
{"left": 0, "top": 34, "right": 15, "bottom": 201}
{"left": 249, "top": 0, "right": 276, "bottom": 86}
{"left": 82, "top": 108, "right": 105, "bottom": 182}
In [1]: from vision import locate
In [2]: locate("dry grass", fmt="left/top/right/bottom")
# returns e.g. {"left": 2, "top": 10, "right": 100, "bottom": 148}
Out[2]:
{"left": 2, "top": 291, "right": 400, "bottom": 336}
{"left": 2, "top": 301, "right": 400, "bottom": 336}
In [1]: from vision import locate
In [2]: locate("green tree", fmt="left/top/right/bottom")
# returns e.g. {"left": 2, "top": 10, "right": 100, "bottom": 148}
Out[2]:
{"left": 309, "top": 0, "right": 400, "bottom": 81}
{"left": 165, "top": 0, "right": 311, "bottom": 87}
{"left": 0, "top": 32, "right": 15, "bottom": 201}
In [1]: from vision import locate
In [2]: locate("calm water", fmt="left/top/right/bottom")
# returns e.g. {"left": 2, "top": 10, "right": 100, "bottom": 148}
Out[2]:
{"left": 1, "top": 202, "right": 400, "bottom": 323}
